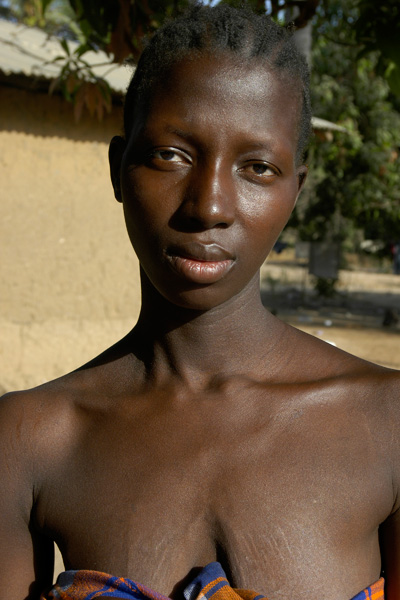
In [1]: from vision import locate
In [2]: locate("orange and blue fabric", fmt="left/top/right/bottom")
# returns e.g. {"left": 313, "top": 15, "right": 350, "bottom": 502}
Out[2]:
{"left": 41, "top": 561, "right": 385, "bottom": 600}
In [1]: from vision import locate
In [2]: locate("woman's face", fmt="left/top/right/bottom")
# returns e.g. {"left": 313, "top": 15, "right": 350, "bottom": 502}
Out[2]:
{"left": 112, "top": 53, "right": 307, "bottom": 311}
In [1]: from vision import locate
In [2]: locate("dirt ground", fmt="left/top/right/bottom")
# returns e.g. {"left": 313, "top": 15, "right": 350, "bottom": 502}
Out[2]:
{"left": 261, "top": 259, "right": 400, "bottom": 370}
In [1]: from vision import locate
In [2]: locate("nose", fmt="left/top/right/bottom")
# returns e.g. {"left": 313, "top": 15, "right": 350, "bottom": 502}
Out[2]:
{"left": 173, "top": 162, "right": 236, "bottom": 231}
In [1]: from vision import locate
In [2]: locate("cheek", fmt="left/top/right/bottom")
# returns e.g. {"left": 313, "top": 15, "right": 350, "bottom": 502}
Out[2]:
{"left": 242, "top": 181, "right": 297, "bottom": 234}
{"left": 121, "top": 174, "right": 163, "bottom": 242}
{"left": 238, "top": 183, "right": 298, "bottom": 268}
{"left": 121, "top": 168, "right": 182, "bottom": 227}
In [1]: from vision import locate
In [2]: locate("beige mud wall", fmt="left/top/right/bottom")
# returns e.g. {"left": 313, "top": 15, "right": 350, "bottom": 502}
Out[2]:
{"left": 0, "top": 87, "right": 141, "bottom": 393}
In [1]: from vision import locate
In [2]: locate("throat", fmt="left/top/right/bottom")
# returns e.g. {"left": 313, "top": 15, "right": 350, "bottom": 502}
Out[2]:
{"left": 133, "top": 304, "right": 280, "bottom": 390}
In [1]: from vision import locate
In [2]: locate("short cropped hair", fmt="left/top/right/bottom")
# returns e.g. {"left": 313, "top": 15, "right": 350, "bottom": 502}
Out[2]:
{"left": 124, "top": 4, "right": 312, "bottom": 164}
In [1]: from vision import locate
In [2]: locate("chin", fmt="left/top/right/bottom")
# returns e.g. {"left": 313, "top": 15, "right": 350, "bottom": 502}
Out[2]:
{"left": 156, "top": 275, "right": 260, "bottom": 314}
{"left": 140, "top": 261, "right": 261, "bottom": 314}
{"left": 164, "top": 288, "right": 233, "bottom": 313}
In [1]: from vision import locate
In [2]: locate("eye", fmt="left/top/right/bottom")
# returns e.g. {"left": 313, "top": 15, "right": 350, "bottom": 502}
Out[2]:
{"left": 238, "top": 160, "right": 280, "bottom": 184}
{"left": 146, "top": 147, "right": 191, "bottom": 171}
{"left": 152, "top": 149, "right": 181, "bottom": 162}
{"left": 251, "top": 163, "right": 275, "bottom": 176}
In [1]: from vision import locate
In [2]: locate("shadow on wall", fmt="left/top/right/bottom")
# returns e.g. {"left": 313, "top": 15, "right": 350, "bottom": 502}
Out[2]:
{"left": 0, "top": 83, "right": 126, "bottom": 142}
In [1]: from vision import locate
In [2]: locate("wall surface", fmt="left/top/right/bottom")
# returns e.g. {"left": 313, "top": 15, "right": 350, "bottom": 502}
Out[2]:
{"left": 1, "top": 87, "right": 141, "bottom": 392}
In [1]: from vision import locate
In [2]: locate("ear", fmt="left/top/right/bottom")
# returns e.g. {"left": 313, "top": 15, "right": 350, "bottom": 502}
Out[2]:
{"left": 296, "top": 165, "right": 308, "bottom": 197}
{"left": 109, "top": 135, "right": 127, "bottom": 203}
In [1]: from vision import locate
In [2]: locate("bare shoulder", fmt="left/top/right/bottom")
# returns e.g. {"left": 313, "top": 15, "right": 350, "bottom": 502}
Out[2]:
{"left": 279, "top": 319, "right": 400, "bottom": 453}
{"left": 280, "top": 319, "right": 399, "bottom": 384}
{"left": 0, "top": 382, "right": 74, "bottom": 508}
{"left": 0, "top": 339, "right": 141, "bottom": 597}
{"left": 275, "top": 320, "right": 400, "bottom": 426}
{"left": 0, "top": 384, "right": 72, "bottom": 596}
{"left": 0, "top": 336, "right": 141, "bottom": 472}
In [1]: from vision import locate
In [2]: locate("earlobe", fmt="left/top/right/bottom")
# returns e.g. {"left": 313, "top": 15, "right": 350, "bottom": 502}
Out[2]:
{"left": 109, "top": 136, "right": 126, "bottom": 203}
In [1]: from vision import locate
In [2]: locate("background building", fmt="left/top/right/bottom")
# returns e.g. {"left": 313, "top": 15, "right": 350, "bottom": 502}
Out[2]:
{"left": 0, "top": 20, "right": 141, "bottom": 392}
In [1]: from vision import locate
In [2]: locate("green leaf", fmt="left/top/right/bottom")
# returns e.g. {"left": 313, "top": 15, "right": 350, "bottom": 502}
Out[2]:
{"left": 387, "top": 63, "right": 400, "bottom": 96}
{"left": 42, "top": 0, "right": 53, "bottom": 14}
{"left": 75, "top": 43, "right": 91, "bottom": 58}
{"left": 60, "top": 38, "right": 70, "bottom": 56}
{"left": 376, "top": 30, "right": 400, "bottom": 66}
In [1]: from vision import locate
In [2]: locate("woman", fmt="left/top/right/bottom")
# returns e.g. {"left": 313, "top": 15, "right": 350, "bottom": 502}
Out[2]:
{"left": 1, "top": 6, "right": 398, "bottom": 599}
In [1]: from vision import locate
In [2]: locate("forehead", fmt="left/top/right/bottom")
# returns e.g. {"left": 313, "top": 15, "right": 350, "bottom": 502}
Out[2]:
{"left": 135, "top": 53, "right": 301, "bottom": 158}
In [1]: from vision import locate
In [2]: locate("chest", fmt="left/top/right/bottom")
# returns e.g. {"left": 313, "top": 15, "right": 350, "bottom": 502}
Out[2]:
{"left": 37, "top": 395, "right": 390, "bottom": 596}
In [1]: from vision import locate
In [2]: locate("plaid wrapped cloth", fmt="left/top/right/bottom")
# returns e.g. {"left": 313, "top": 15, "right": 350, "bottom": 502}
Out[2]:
{"left": 41, "top": 561, "right": 384, "bottom": 600}
{"left": 351, "top": 578, "right": 385, "bottom": 600}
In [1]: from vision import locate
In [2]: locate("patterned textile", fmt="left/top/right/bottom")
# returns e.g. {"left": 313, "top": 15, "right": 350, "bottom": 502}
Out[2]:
{"left": 41, "top": 561, "right": 385, "bottom": 600}
{"left": 350, "top": 577, "right": 385, "bottom": 600}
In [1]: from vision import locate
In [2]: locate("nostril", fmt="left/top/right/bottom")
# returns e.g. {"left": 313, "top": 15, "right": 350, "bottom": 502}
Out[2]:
{"left": 169, "top": 168, "right": 236, "bottom": 231}
{"left": 173, "top": 208, "right": 233, "bottom": 232}
{"left": 169, "top": 213, "right": 230, "bottom": 233}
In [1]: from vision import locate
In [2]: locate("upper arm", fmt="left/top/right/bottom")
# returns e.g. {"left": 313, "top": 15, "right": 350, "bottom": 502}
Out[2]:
{"left": 380, "top": 372, "right": 400, "bottom": 599}
{"left": 0, "top": 393, "right": 54, "bottom": 599}
{"left": 380, "top": 510, "right": 400, "bottom": 599}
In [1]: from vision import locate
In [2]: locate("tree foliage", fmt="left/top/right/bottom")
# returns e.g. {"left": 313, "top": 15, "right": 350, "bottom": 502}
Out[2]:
{"left": 353, "top": 0, "right": 400, "bottom": 95}
{"left": 0, "top": 0, "right": 80, "bottom": 36}
{"left": 291, "top": 0, "right": 400, "bottom": 251}
{"left": 0, "top": 0, "right": 322, "bottom": 120}
{"left": 2, "top": 1, "right": 399, "bottom": 111}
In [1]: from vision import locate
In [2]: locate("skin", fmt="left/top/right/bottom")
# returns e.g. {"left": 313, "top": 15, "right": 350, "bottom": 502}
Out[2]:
{"left": 1, "top": 52, "right": 400, "bottom": 600}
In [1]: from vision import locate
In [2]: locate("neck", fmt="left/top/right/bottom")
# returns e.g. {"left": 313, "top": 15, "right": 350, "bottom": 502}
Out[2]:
{"left": 129, "top": 272, "right": 283, "bottom": 389}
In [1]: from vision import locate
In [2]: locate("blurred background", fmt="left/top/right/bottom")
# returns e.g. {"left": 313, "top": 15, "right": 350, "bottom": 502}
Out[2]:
{"left": 1, "top": 0, "right": 400, "bottom": 395}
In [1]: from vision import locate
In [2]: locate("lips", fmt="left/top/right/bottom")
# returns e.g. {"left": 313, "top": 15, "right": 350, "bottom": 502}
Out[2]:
{"left": 168, "top": 242, "right": 234, "bottom": 262}
{"left": 165, "top": 242, "right": 235, "bottom": 284}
